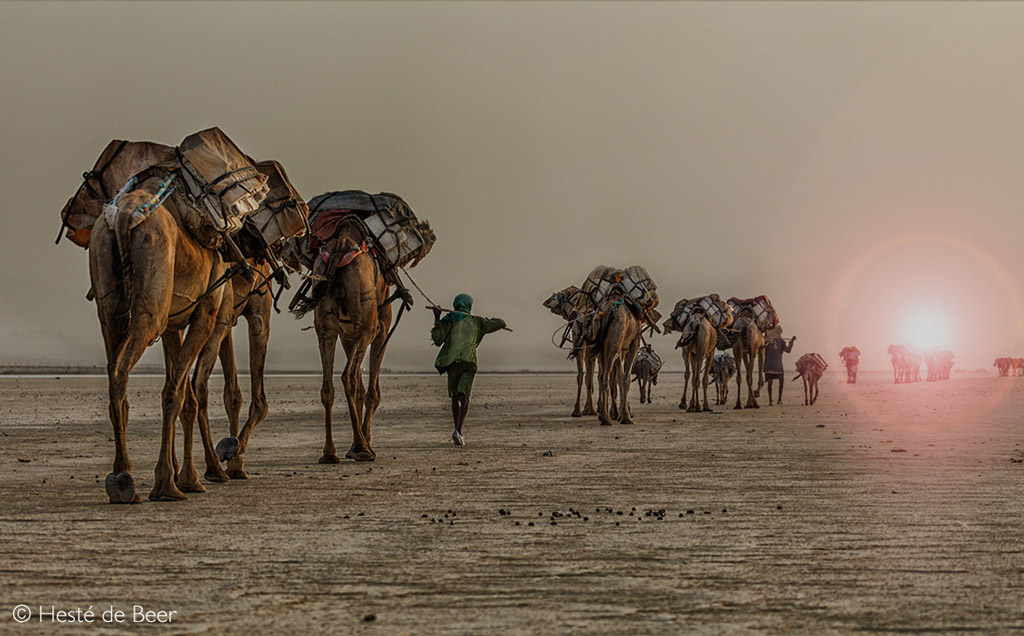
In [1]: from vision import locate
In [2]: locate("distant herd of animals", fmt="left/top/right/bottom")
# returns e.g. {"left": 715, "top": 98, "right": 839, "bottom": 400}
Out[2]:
{"left": 993, "top": 357, "right": 1024, "bottom": 377}
{"left": 54, "top": 128, "right": 1019, "bottom": 505}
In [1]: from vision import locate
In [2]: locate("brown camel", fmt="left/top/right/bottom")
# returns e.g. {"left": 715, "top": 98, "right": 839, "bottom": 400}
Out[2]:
{"left": 726, "top": 297, "right": 776, "bottom": 409}
{"left": 839, "top": 346, "right": 860, "bottom": 384}
{"left": 1012, "top": 358, "right": 1024, "bottom": 377}
{"left": 313, "top": 223, "right": 395, "bottom": 462}
{"left": 709, "top": 353, "right": 736, "bottom": 405}
{"left": 631, "top": 343, "right": 661, "bottom": 404}
{"left": 664, "top": 310, "right": 718, "bottom": 413}
{"left": 994, "top": 357, "right": 1013, "bottom": 377}
{"left": 591, "top": 293, "right": 643, "bottom": 426}
{"left": 543, "top": 286, "right": 597, "bottom": 417}
{"left": 793, "top": 353, "right": 827, "bottom": 406}
{"left": 87, "top": 169, "right": 233, "bottom": 502}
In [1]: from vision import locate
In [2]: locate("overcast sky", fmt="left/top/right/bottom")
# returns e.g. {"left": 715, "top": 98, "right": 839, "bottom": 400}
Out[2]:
{"left": 2, "top": 2, "right": 1023, "bottom": 372}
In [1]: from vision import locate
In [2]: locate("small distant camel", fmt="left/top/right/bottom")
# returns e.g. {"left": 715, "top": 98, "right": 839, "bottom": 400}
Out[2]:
{"left": 994, "top": 357, "right": 1014, "bottom": 377}
{"left": 794, "top": 353, "right": 828, "bottom": 406}
{"left": 631, "top": 343, "right": 662, "bottom": 404}
{"left": 839, "top": 346, "right": 860, "bottom": 384}
{"left": 709, "top": 353, "right": 736, "bottom": 405}
{"left": 1012, "top": 358, "right": 1024, "bottom": 377}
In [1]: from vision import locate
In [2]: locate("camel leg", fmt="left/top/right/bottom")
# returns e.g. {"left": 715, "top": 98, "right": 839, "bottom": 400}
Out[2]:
{"left": 219, "top": 329, "right": 243, "bottom": 441}
{"left": 597, "top": 354, "right": 614, "bottom": 426}
{"left": 572, "top": 354, "right": 584, "bottom": 417}
{"left": 101, "top": 321, "right": 150, "bottom": 504}
{"left": 230, "top": 307, "right": 271, "bottom": 477}
{"left": 733, "top": 345, "right": 745, "bottom": 410}
{"left": 618, "top": 340, "right": 639, "bottom": 425}
{"left": 609, "top": 360, "right": 620, "bottom": 421}
{"left": 360, "top": 308, "right": 391, "bottom": 456}
{"left": 150, "top": 295, "right": 221, "bottom": 501}
{"left": 687, "top": 351, "right": 701, "bottom": 413}
{"left": 190, "top": 306, "right": 233, "bottom": 485}
{"left": 172, "top": 337, "right": 206, "bottom": 494}
{"left": 679, "top": 357, "right": 690, "bottom": 411}
{"left": 701, "top": 353, "right": 713, "bottom": 412}
{"left": 316, "top": 319, "right": 341, "bottom": 464}
{"left": 341, "top": 334, "right": 374, "bottom": 461}
{"left": 582, "top": 351, "right": 597, "bottom": 416}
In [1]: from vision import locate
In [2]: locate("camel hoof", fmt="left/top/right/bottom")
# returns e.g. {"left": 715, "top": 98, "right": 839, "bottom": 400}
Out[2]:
{"left": 177, "top": 479, "right": 206, "bottom": 493}
{"left": 734, "top": 405, "right": 743, "bottom": 410}
{"left": 346, "top": 449, "right": 375, "bottom": 462}
{"left": 105, "top": 473, "right": 141, "bottom": 504}
{"left": 703, "top": 407, "right": 713, "bottom": 413}
{"left": 583, "top": 408, "right": 597, "bottom": 416}
{"left": 678, "top": 403, "right": 686, "bottom": 411}
{"left": 619, "top": 419, "right": 635, "bottom": 426}
{"left": 204, "top": 468, "right": 230, "bottom": 483}
{"left": 318, "top": 454, "right": 341, "bottom": 464}
{"left": 216, "top": 437, "right": 240, "bottom": 462}
{"left": 599, "top": 419, "right": 614, "bottom": 426}
{"left": 226, "top": 469, "right": 249, "bottom": 480}
{"left": 148, "top": 483, "right": 187, "bottom": 502}
{"left": 571, "top": 410, "right": 582, "bottom": 418}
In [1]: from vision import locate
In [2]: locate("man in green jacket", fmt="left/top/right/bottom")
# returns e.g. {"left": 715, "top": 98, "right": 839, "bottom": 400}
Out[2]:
{"left": 431, "top": 294, "right": 507, "bottom": 446}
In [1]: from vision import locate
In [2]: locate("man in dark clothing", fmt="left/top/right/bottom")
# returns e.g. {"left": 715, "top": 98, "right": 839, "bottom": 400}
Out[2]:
{"left": 431, "top": 294, "right": 507, "bottom": 446}
{"left": 764, "top": 326, "right": 796, "bottom": 405}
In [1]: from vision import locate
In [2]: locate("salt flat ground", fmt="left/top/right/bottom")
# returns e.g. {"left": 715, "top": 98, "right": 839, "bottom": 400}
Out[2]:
{"left": 0, "top": 371, "right": 1021, "bottom": 634}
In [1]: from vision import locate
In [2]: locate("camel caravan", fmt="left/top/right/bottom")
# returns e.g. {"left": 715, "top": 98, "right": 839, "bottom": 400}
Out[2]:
{"left": 993, "top": 357, "right": 1023, "bottom": 377}
{"left": 886, "top": 344, "right": 955, "bottom": 384}
{"left": 546, "top": 281, "right": 802, "bottom": 416}
{"left": 59, "top": 128, "right": 433, "bottom": 503}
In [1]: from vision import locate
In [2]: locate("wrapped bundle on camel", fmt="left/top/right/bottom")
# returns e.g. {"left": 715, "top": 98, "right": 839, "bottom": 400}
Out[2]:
{"left": 726, "top": 295, "right": 778, "bottom": 332}
{"left": 287, "top": 190, "right": 435, "bottom": 317}
{"left": 57, "top": 128, "right": 285, "bottom": 256}
{"left": 631, "top": 343, "right": 663, "bottom": 404}
{"left": 580, "top": 265, "right": 661, "bottom": 330}
{"left": 663, "top": 292, "right": 737, "bottom": 331}
{"left": 632, "top": 344, "right": 663, "bottom": 374}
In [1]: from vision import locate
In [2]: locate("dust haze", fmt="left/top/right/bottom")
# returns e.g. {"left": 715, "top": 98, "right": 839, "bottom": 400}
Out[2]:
{"left": 2, "top": 2, "right": 1023, "bottom": 372}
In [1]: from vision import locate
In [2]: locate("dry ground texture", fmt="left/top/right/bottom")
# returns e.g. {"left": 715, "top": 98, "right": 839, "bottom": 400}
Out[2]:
{"left": 0, "top": 370, "right": 1022, "bottom": 634}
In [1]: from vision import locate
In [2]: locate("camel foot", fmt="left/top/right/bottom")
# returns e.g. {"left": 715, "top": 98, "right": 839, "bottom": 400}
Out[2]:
{"left": 686, "top": 405, "right": 699, "bottom": 413}
{"left": 226, "top": 469, "right": 249, "bottom": 480}
{"left": 618, "top": 418, "right": 635, "bottom": 425}
{"left": 571, "top": 410, "right": 582, "bottom": 418}
{"left": 345, "top": 448, "right": 375, "bottom": 462}
{"left": 678, "top": 403, "right": 686, "bottom": 411}
{"left": 148, "top": 482, "right": 187, "bottom": 502}
{"left": 319, "top": 454, "right": 341, "bottom": 464}
{"left": 734, "top": 404, "right": 743, "bottom": 410}
{"left": 703, "top": 407, "right": 713, "bottom": 413}
{"left": 204, "top": 467, "right": 230, "bottom": 483}
{"left": 216, "top": 437, "right": 240, "bottom": 462}
{"left": 105, "top": 473, "right": 141, "bottom": 504}
{"left": 176, "top": 478, "right": 206, "bottom": 493}
{"left": 582, "top": 407, "right": 597, "bottom": 416}
{"left": 599, "top": 419, "right": 614, "bottom": 426}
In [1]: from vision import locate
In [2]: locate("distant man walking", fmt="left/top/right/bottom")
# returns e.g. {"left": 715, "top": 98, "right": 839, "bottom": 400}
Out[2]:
{"left": 764, "top": 326, "right": 796, "bottom": 405}
{"left": 431, "top": 294, "right": 507, "bottom": 445}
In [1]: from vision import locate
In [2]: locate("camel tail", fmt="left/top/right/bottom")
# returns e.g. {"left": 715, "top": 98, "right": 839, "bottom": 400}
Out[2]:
{"left": 108, "top": 201, "right": 134, "bottom": 329}
{"left": 792, "top": 372, "right": 803, "bottom": 382}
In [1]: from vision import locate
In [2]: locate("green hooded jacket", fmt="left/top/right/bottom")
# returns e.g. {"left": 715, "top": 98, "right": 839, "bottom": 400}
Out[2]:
{"left": 431, "top": 294, "right": 506, "bottom": 371}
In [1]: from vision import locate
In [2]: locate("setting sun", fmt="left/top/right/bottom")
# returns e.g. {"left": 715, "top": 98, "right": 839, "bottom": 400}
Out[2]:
{"left": 898, "top": 302, "right": 951, "bottom": 349}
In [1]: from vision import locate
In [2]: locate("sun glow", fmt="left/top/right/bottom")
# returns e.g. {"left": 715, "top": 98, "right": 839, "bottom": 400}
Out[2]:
{"left": 898, "top": 302, "right": 950, "bottom": 350}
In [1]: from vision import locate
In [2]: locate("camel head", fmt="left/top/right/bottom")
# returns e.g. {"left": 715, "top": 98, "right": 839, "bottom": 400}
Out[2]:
{"left": 543, "top": 286, "right": 580, "bottom": 321}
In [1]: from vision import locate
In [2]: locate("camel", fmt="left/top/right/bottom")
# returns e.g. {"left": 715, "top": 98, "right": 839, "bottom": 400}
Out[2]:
{"left": 1012, "top": 358, "right": 1024, "bottom": 377}
{"left": 664, "top": 310, "right": 718, "bottom": 413}
{"left": 839, "top": 346, "right": 860, "bottom": 384}
{"left": 590, "top": 290, "right": 643, "bottom": 426}
{"left": 312, "top": 220, "right": 396, "bottom": 462}
{"left": 793, "top": 353, "right": 827, "bottom": 406}
{"left": 543, "top": 286, "right": 597, "bottom": 417}
{"left": 709, "top": 353, "right": 736, "bottom": 405}
{"left": 86, "top": 168, "right": 234, "bottom": 502}
{"left": 726, "top": 297, "right": 776, "bottom": 409}
{"left": 923, "top": 346, "right": 954, "bottom": 382}
{"left": 994, "top": 358, "right": 1014, "bottom": 377}
{"left": 631, "top": 344, "right": 661, "bottom": 404}
{"left": 888, "top": 344, "right": 914, "bottom": 384}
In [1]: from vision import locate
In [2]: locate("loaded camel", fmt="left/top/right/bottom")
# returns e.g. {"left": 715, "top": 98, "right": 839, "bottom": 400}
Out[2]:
{"left": 793, "top": 353, "right": 827, "bottom": 406}
{"left": 591, "top": 289, "right": 643, "bottom": 426}
{"left": 839, "top": 346, "right": 860, "bottom": 384}
{"left": 61, "top": 140, "right": 241, "bottom": 502}
{"left": 663, "top": 302, "right": 721, "bottom": 413}
{"left": 631, "top": 343, "right": 662, "bottom": 405}
{"left": 709, "top": 353, "right": 736, "bottom": 405}
{"left": 994, "top": 357, "right": 1014, "bottom": 377}
{"left": 726, "top": 296, "right": 777, "bottom": 409}
{"left": 543, "top": 286, "right": 597, "bottom": 417}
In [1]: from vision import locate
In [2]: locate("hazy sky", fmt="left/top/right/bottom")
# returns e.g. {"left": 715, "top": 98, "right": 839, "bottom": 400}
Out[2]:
{"left": 2, "top": 2, "right": 1023, "bottom": 372}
